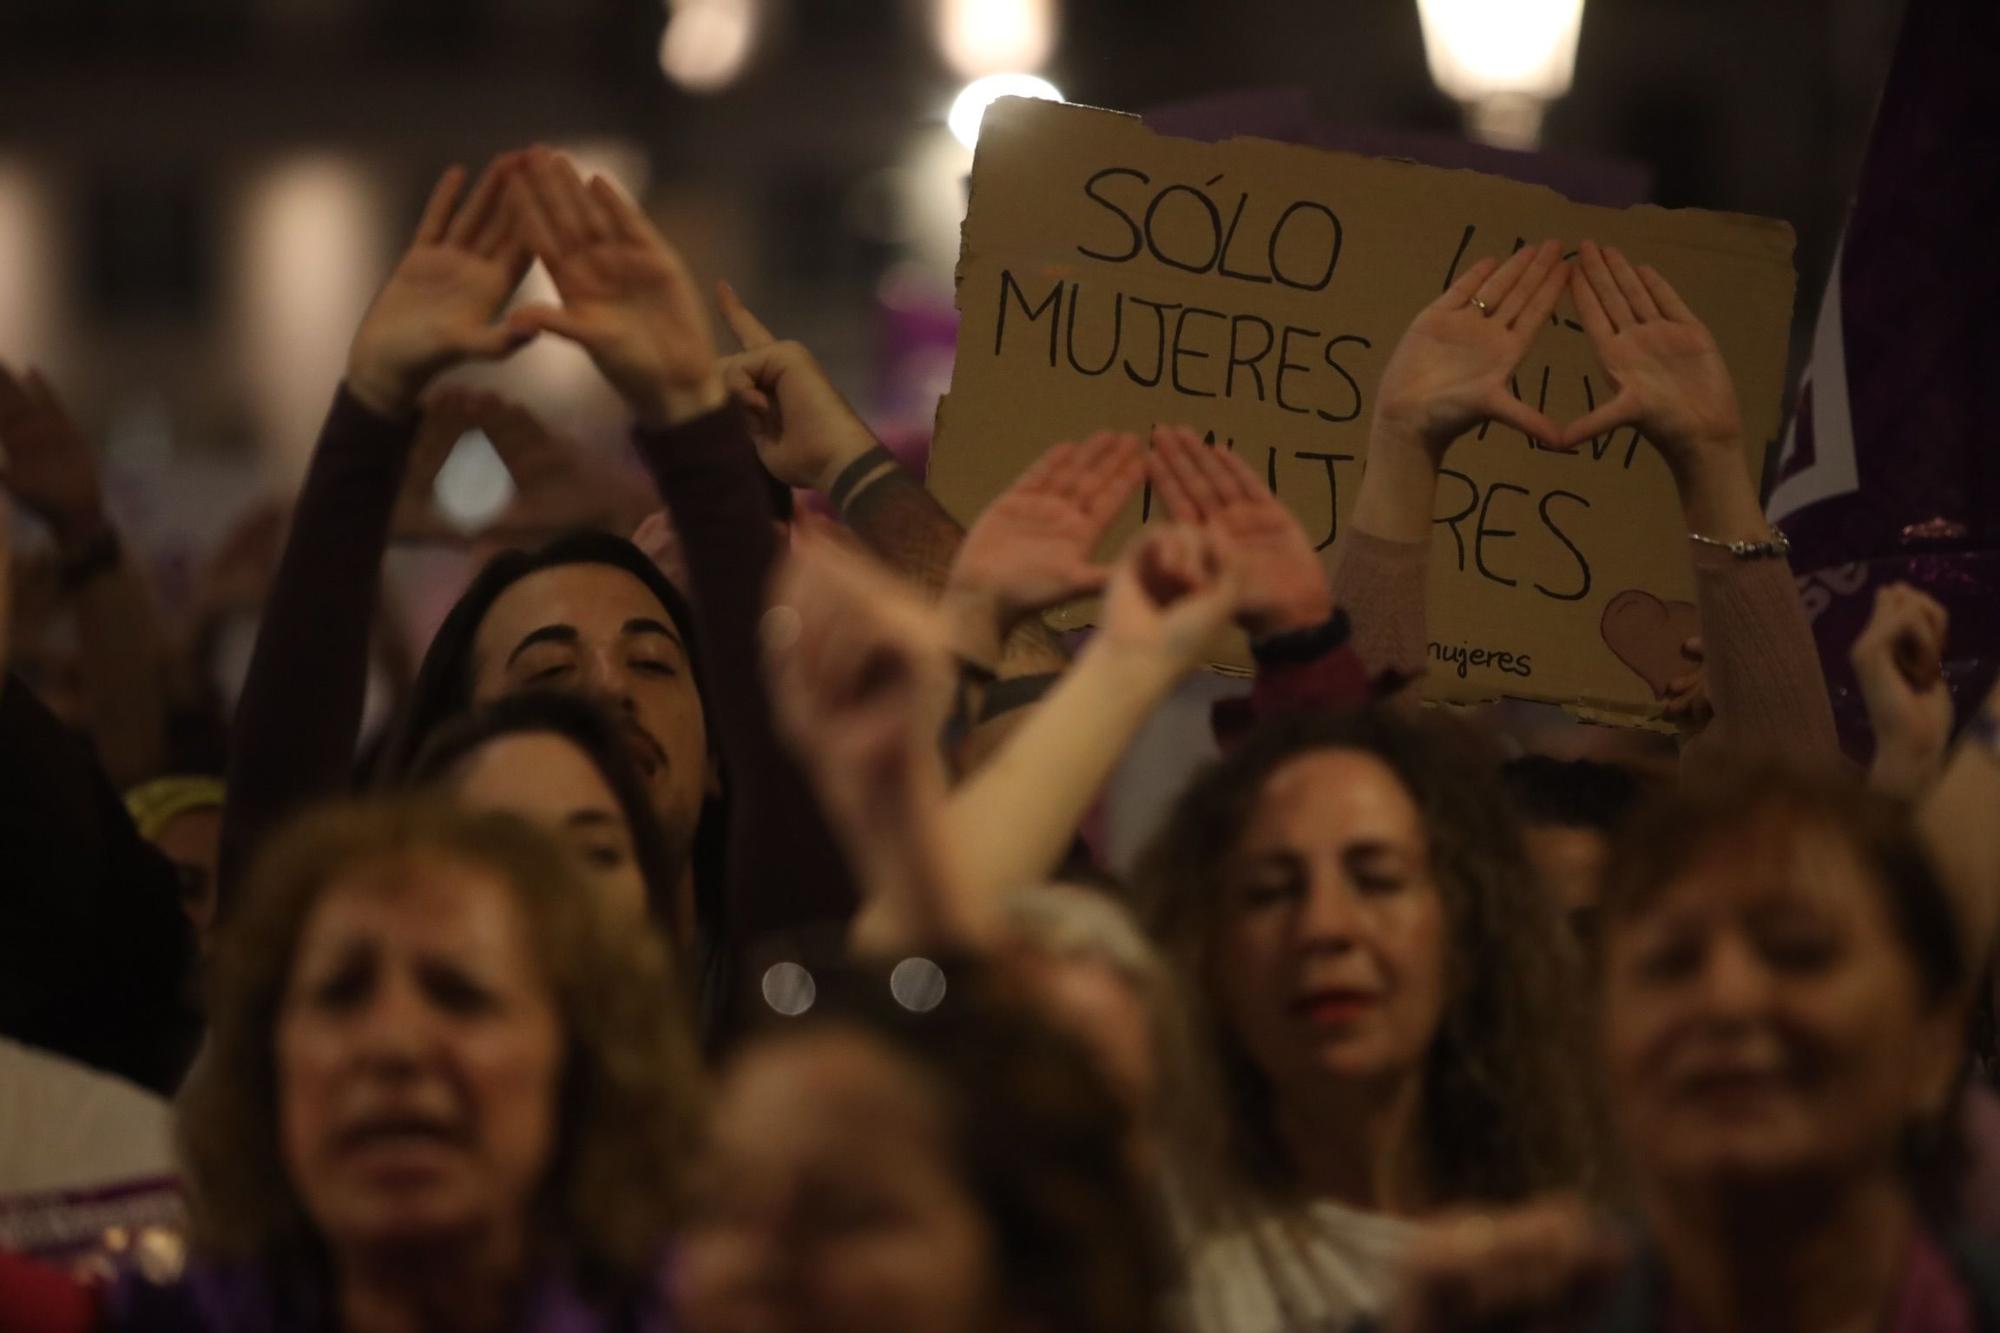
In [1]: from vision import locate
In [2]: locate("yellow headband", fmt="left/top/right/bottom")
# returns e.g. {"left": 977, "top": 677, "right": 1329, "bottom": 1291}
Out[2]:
{"left": 125, "top": 776, "right": 227, "bottom": 843}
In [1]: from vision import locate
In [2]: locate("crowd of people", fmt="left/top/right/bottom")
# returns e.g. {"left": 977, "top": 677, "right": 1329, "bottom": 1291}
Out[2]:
{"left": 1, "top": 144, "right": 1997, "bottom": 1333}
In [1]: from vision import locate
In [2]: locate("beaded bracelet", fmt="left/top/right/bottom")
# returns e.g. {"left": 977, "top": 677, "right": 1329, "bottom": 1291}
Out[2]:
{"left": 1688, "top": 529, "right": 1792, "bottom": 561}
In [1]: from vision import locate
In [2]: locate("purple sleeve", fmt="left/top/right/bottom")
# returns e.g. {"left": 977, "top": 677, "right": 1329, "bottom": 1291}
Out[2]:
{"left": 217, "top": 387, "right": 416, "bottom": 912}
{"left": 632, "top": 409, "right": 860, "bottom": 965}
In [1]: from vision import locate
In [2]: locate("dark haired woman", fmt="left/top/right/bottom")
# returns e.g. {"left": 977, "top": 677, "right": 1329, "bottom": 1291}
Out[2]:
{"left": 218, "top": 150, "right": 856, "bottom": 1033}
{"left": 406, "top": 689, "right": 688, "bottom": 940}
{"left": 1142, "top": 707, "right": 1599, "bottom": 1332}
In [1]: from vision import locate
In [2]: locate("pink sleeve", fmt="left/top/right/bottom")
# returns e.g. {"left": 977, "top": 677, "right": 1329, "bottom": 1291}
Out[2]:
{"left": 1690, "top": 546, "right": 1840, "bottom": 763}
{"left": 1328, "top": 529, "right": 1430, "bottom": 690}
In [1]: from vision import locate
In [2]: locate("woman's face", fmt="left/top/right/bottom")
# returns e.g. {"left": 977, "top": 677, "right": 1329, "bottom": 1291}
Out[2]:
{"left": 1216, "top": 749, "right": 1450, "bottom": 1098}
{"left": 277, "top": 855, "right": 563, "bottom": 1259}
{"left": 469, "top": 563, "right": 714, "bottom": 858}
{"left": 1601, "top": 820, "right": 1961, "bottom": 1195}
{"left": 676, "top": 1029, "right": 997, "bottom": 1333}
{"left": 447, "top": 730, "right": 650, "bottom": 921}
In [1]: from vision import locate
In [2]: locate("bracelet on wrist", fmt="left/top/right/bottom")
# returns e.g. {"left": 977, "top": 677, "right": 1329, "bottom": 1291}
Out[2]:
{"left": 828, "top": 445, "right": 897, "bottom": 513}
{"left": 1250, "top": 608, "right": 1352, "bottom": 666}
{"left": 1688, "top": 528, "right": 1791, "bottom": 561}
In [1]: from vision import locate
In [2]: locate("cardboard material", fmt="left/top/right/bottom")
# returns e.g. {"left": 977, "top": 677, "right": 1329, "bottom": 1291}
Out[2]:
{"left": 929, "top": 97, "right": 1797, "bottom": 723}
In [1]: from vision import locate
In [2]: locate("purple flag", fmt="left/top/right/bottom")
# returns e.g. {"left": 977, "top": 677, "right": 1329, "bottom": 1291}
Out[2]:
{"left": 1768, "top": 0, "right": 2000, "bottom": 757}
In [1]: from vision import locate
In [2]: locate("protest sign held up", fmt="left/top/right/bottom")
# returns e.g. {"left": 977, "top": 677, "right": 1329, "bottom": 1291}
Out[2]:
{"left": 929, "top": 96, "right": 1797, "bottom": 722}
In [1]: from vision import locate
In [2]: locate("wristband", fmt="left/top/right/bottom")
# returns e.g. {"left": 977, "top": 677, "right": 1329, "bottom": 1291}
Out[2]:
{"left": 827, "top": 445, "right": 897, "bottom": 514}
{"left": 56, "top": 526, "right": 122, "bottom": 592}
{"left": 1250, "top": 609, "right": 1352, "bottom": 667}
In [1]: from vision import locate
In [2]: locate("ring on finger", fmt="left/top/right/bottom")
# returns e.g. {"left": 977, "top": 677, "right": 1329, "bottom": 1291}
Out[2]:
{"left": 1468, "top": 296, "right": 1492, "bottom": 315}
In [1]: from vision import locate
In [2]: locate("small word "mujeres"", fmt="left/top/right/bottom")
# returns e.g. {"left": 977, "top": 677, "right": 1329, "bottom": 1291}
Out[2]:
{"left": 1427, "top": 641, "right": 1534, "bottom": 680}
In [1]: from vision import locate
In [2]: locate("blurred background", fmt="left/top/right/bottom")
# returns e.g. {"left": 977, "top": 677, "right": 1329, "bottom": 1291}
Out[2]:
{"left": 0, "top": 0, "right": 1922, "bottom": 806}
{"left": 0, "top": 0, "right": 1904, "bottom": 480}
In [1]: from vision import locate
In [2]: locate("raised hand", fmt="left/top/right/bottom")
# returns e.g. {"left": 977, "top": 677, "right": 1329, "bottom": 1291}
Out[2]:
{"left": 1373, "top": 238, "right": 1571, "bottom": 455}
{"left": 1147, "top": 425, "right": 1330, "bottom": 639}
{"left": 767, "top": 527, "right": 956, "bottom": 807}
{"left": 1851, "top": 583, "right": 1954, "bottom": 798}
{"left": 346, "top": 156, "right": 536, "bottom": 419}
{"left": 1098, "top": 523, "right": 1241, "bottom": 679}
{"left": 765, "top": 526, "right": 968, "bottom": 947}
{"left": 507, "top": 148, "right": 724, "bottom": 429}
{"left": 943, "top": 432, "right": 1144, "bottom": 663}
{"left": 389, "top": 388, "right": 476, "bottom": 539}
{"left": 714, "top": 281, "right": 880, "bottom": 492}
{"left": 0, "top": 364, "right": 106, "bottom": 547}
{"left": 1561, "top": 241, "right": 1742, "bottom": 469}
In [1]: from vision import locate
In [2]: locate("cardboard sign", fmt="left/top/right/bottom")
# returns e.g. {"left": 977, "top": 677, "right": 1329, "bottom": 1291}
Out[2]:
{"left": 929, "top": 97, "right": 1797, "bottom": 722}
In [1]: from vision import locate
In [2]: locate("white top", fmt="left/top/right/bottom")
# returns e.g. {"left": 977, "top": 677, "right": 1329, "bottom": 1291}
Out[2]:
{"left": 0, "top": 1036, "right": 175, "bottom": 1195}
{"left": 1183, "top": 1197, "right": 1418, "bottom": 1333}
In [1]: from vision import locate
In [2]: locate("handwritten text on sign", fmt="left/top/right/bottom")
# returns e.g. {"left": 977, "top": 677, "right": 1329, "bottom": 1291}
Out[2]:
{"left": 930, "top": 99, "right": 1795, "bottom": 720}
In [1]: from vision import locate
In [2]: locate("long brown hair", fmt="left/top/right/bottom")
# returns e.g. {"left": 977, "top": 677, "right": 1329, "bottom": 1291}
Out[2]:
{"left": 1138, "top": 707, "right": 1599, "bottom": 1212}
{"left": 177, "top": 799, "right": 706, "bottom": 1292}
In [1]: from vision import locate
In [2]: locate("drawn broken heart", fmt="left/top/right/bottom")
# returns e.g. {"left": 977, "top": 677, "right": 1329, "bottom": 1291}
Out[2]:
{"left": 1600, "top": 589, "right": 1702, "bottom": 697}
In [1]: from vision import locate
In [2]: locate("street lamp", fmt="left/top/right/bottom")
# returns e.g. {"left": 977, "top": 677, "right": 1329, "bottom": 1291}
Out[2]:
{"left": 1415, "top": 0, "right": 1586, "bottom": 149}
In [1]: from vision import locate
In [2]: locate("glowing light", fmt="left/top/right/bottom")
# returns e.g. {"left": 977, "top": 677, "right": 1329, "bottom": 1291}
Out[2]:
{"left": 238, "top": 155, "right": 382, "bottom": 484}
{"left": 934, "top": 0, "right": 1057, "bottom": 78}
{"left": 1415, "top": 0, "right": 1584, "bottom": 101}
{"left": 761, "top": 961, "right": 816, "bottom": 1016}
{"left": 432, "top": 430, "right": 514, "bottom": 533}
{"left": 890, "top": 958, "right": 948, "bottom": 1013}
{"left": 658, "top": 0, "right": 758, "bottom": 94}
{"left": 0, "top": 159, "right": 59, "bottom": 364}
{"left": 1415, "top": 0, "right": 1585, "bottom": 148}
{"left": 948, "top": 73, "right": 1063, "bottom": 150}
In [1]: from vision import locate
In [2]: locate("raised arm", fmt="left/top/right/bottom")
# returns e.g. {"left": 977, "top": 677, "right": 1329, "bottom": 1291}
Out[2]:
{"left": 712, "top": 283, "right": 1069, "bottom": 677}
{"left": 942, "top": 522, "right": 1240, "bottom": 898}
{"left": 1340, "top": 241, "right": 1571, "bottom": 691}
{"left": 220, "top": 155, "right": 536, "bottom": 904}
{"left": 506, "top": 149, "right": 860, "bottom": 956}
{"left": 1849, "top": 584, "right": 1953, "bottom": 799}
{"left": 0, "top": 364, "right": 170, "bottom": 788}
{"left": 1562, "top": 241, "right": 1837, "bottom": 760}
{"left": 1917, "top": 675, "right": 2000, "bottom": 963}
{"left": 1145, "top": 425, "right": 1371, "bottom": 733}
{"left": 765, "top": 527, "right": 974, "bottom": 955}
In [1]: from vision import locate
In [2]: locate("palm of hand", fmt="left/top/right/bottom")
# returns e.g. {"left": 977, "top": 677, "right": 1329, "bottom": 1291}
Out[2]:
{"left": 1378, "top": 314, "right": 1521, "bottom": 446}
{"left": 1594, "top": 322, "right": 1739, "bottom": 455}
{"left": 549, "top": 242, "right": 713, "bottom": 393}
{"left": 367, "top": 246, "right": 515, "bottom": 367}
{"left": 1208, "top": 500, "right": 1326, "bottom": 622}
{"left": 958, "top": 493, "right": 1103, "bottom": 615}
